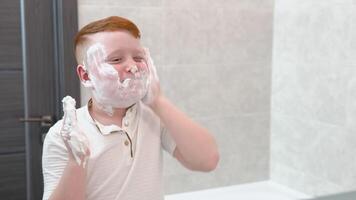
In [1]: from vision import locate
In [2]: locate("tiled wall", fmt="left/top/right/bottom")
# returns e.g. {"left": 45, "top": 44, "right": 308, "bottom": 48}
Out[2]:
{"left": 78, "top": 0, "right": 273, "bottom": 194}
{"left": 271, "top": 0, "right": 356, "bottom": 196}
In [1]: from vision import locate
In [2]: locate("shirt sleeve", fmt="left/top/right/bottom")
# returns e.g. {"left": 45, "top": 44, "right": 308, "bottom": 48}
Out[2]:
{"left": 160, "top": 121, "right": 177, "bottom": 156}
{"left": 42, "top": 121, "right": 69, "bottom": 200}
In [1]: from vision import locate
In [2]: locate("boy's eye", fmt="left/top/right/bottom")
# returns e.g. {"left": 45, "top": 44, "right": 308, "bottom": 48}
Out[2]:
{"left": 134, "top": 57, "right": 144, "bottom": 62}
{"left": 109, "top": 58, "right": 122, "bottom": 63}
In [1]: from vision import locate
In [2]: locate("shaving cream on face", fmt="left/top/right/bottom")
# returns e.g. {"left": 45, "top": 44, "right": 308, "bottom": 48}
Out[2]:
{"left": 82, "top": 43, "right": 150, "bottom": 115}
{"left": 61, "top": 96, "right": 90, "bottom": 167}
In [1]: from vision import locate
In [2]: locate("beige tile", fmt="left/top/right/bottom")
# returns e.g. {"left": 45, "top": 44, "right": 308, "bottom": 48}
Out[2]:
{"left": 272, "top": 62, "right": 355, "bottom": 126}
{"left": 161, "top": 7, "right": 273, "bottom": 65}
{"left": 159, "top": 63, "right": 271, "bottom": 118}
{"left": 271, "top": 113, "right": 356, "bottom": 195}
{"left": 270, "top": 162, "right": 345, "bottom": 197}
{"left": 273, "top": 0, "right": 356, "bottom": 66}
{"left": 346, "top": 71, "right": 356, "bottom": 131}
{"left": 163, "top": 0, "right": 273, "bottom": 10}
{"left": 271, "top": 0, "right": 356, "bottom": 195}
{"left": 78, "top": 0, "right": 162, "bottom": 7}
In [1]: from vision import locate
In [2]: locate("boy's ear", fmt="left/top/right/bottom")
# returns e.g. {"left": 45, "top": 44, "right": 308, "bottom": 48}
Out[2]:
{"left": 77, "top": 64, "right": 93, "bottom": 88}
{"left": 77, "top": 64, "right": 88, "bottom": 81}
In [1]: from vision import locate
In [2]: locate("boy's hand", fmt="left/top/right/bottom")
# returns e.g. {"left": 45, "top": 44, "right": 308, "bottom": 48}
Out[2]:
{"left": 142, "top": 47, "right": 161, "bottom": 107}
{"left": 60, "top": 97, "right": 90, "bottom": 168}
{"left": 60, "top": 124, "right": 90, "bottom": 168}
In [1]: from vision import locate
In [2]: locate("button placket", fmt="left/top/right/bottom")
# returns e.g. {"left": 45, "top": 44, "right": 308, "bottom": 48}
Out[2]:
{"left": 121, "top": 130, "right": 133, "bottom": 159}
{"left": 122, "top": 105, "right": 137, "bottom": 160}
{"left": 124, "top": 120, "right": 129, "bottom": 127}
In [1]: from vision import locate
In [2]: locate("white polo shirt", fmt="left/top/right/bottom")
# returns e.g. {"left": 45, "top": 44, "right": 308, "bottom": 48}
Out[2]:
{"left": 42, "top": 100, "right": 177, "bottom": 200}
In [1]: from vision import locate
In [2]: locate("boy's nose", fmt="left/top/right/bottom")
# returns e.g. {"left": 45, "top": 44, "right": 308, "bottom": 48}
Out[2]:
{"left": 121, "top": 59, "right": 136, "bottom": 71}
{"left": 125, "top": 57, "right": 141, "bottom": 72}
{"left": 118, "top": 60, "right": 137, "bottom": 79}
{"left": 126, "top": 65, "right": 138, "bottom": 73}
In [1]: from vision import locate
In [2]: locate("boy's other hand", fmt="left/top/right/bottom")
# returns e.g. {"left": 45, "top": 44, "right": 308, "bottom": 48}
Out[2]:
{"left": 142, "top": 47, "right": 161, "bottom": 108}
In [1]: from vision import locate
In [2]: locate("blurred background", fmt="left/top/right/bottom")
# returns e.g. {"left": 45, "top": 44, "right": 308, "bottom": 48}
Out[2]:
{"left": 0, "top": 0, "right": 355, "bottom": 199}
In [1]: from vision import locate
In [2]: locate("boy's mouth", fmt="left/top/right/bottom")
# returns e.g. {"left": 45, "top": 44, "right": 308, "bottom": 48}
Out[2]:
{"left": 121, "top": 78, "right": 131, "bottom": 88}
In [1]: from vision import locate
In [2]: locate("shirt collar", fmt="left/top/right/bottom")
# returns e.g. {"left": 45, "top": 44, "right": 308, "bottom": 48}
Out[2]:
{"left": 85, "top": 99, "right": 139, "bottom": 136}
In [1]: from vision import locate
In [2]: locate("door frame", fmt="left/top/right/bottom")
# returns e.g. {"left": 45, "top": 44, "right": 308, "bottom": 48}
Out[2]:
{"left": 20, "top": 0, "right": 80, "bottom": 199}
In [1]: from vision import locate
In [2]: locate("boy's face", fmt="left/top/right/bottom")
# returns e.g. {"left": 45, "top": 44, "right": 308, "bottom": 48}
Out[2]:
{"left": 84, "top": 30, "right": 146, "bottom": 81}
{"left": 78, "top": 30, "right": 151, "bottom": 110}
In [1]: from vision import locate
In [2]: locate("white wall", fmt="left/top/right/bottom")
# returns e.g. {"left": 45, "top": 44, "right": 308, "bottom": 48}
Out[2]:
{"left": 271, "top": 0, "right": 356, "bottom": 196}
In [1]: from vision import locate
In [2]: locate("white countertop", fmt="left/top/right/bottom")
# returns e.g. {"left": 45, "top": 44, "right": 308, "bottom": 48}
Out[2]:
{"left": 165, "top": 181, "right": 311, "bottom": 200}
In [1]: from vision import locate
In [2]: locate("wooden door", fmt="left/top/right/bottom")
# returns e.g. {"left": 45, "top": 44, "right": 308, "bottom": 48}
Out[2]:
{"left": 0, "top": 0, "right": 79, "bottom": 199}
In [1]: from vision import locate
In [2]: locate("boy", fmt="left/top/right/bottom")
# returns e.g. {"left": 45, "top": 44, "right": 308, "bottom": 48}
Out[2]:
{"left": 42, "top": 16, "right": 219, "bottom": 200}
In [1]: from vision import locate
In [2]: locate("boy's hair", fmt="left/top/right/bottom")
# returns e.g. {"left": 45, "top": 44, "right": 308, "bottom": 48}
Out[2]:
{"left": 74, "top": 16, "right": 141, "bottom": 64}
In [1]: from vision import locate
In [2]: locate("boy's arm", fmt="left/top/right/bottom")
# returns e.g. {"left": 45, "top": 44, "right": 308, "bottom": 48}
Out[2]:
{"left": 47, "top": 160, "right": 86, "bottom": 200}
{"left": 150, "top": 95, "right": 219, "bottom": 172}
{"left": 42, "top": 121, "right": 89, "bottom": 200}
{"left": 142, "top": 47, "right": 219, "bottom": 172}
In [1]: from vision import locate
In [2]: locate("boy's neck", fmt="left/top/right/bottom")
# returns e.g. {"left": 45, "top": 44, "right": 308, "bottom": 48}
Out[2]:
{"left": 89, "top": 98, "right": 128, "bottom": 127}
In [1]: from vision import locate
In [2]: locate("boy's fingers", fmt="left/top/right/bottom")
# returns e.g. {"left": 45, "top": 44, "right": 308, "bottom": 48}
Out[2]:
{"left": 62, "top": 137, "right": 76, "bottom": 160}
{"left": 143, "top": 47, "right": 159, "bottom": 81}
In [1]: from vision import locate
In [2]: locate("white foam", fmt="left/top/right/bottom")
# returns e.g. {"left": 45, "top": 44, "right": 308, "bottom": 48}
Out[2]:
{"left": 61, "top": 95, "right": 90, "bottom": 167}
